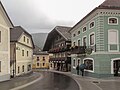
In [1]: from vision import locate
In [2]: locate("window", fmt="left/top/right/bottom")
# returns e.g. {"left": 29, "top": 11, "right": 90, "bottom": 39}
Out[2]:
{"left": 73, "top": 42, "right": 76, "bottom": 46}
{"left": 28, "top": 64, "right": 31, "bottom": 71}
{"left": 108, "top": 30, "right": 119, "bottom": 51}
{"left": 23, "top": 36, "right": 25, "bottom": 42}
{"left": 89, "top": 21, "right": 95, "bottom": 29}
{"left": 43, "top": 57, "right": 45, "bottom": 61}
{"left": 73, "top": 59, "right": 76, "bottom": 67}
{"left": 43, "top": 63, "right": 45, "bottom": 66}
{"left": 78, "top": 31, "right": 80, "bottom": 35}
{"left": 108, "top": 17, "right": 118, "bottom": 25}
{"left": 83, "top": 27, "right": 86, "bottom": 32}
{"left": 27, "top": 51, "right": 29, "bottom": 56}
{"left": 0, "top": 61, "right": 1, "bottom": 72}
{"left": 83, "top": 37, "right": 87, "bottom": 46}
{"left": 18, "top": 66, "right": 20, "bottom": 73}
{"left": 27, "top": 38, "right": 29, "bottom": 43}
{"left": 0, "top": 31, "right": 1, "bottom": 42}
{"left": 37, "top": 63, "right": 39, "bottom": 66}
{"left": 84, "top": 59, "right": 94, "bottom": 71}
{"left": 78, "top": 40, "right": 80, "bottom": 46}
{"left": 22, "top": 50, "right": 24, "bottom": 56}
{"left": 37, "top": 57, "right": 39, "bottom": 61}
{"left": 73, "top": 34, "right": 76, "bottom": 37}
{"left": 78, "top": 59, "right": 80, "bottom": 65}
{"left": 22, "top": 65, "right": 24, "bottom": 72}
{"left": 90, "top": 33, "right": 95, "bottom": 45}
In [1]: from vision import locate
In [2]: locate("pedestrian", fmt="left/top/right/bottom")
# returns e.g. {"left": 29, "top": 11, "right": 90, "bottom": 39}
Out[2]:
{"left": 76, "top": 65, "right": 79, "bottom": 75}
{"left": 80, "top": 63, "right": 86, "bottom": 76}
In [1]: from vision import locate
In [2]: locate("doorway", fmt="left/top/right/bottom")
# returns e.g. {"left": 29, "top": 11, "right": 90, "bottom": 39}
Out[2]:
{"left": 113, "top": 60, "right": 120, "bottom": 76}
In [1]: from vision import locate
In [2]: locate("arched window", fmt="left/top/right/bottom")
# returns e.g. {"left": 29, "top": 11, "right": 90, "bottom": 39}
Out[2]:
{"left": 83, "top": 58, "right": 94, "bottom": 72}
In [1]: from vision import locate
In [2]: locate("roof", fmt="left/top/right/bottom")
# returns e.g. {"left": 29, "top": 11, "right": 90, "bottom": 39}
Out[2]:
{"left": 43, "top": 26, "right": 71, "bottom": 51}
{"left": 0, "top": 1, "right": 14, "bottom": 27}
{"left": 55, "top": 26, "right": 71, "bottom": 40}
{"left": 99, "top": 0, "right": 120, "bottom": 8}
{"left": 10, "top": 26, "right": 34, "bottom": 48}
{"left": 69, "top": 0, "right": 120, "bottom": 32}
{"left": 33, "top": 45, "right": 49, "bottom": 55}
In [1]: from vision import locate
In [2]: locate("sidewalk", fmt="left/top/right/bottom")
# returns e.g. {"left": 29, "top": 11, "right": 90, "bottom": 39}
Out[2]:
{"left": 49, "top": 70, "right": 120, "bottom": 90}
{"left": 0, "top": 72, "right": 41, "bottom": 90}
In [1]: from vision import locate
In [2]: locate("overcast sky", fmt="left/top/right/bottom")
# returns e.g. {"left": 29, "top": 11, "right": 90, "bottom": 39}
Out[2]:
{"left": 1, "top": 0, "right": 104, "bottom": 34}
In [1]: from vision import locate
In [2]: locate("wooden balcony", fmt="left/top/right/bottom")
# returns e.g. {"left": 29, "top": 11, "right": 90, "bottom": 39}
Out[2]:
{"left": 71, "top": 46, "right": 86, "bottom": 54}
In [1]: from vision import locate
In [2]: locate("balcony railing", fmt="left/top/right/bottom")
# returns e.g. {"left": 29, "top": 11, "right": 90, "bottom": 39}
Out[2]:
{"left": 71, "top": 46, "right": 86, "bottom": 54}
{"left": 48, "top": 45, "right": 71, "bottom": 53}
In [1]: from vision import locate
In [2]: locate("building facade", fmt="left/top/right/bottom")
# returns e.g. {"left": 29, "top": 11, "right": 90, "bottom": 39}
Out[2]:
{"left": 10, "top": 26, "right": 34, "bottom": 77}
{"left": 32, "top": 45, "right": 49, "bottom": 69}
{"left": 70, "top": 0, "right": 120, "bottom": 77}
{"left": 0, "top": 2, "right": 13, "bottom": 82}
{"left": 43, "top": 26, "right": 71, "bottom": 71}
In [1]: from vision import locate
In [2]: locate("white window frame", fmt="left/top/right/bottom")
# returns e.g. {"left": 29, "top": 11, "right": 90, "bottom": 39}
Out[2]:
{"left": 89, "top": 21, "right": 95, "bottom": 29}
{"left": 82, "top": 26, "right": 87, "bottom": 33}
{"left": 77, "top": 38, "right": 81, "bottom": 46}
{"left": 73, "top": 58, "right": 76, "bottom": 69}
{"left": 108, "top": 17, "right": 118, "bottom": 25}
{"left": 83, "top": 58, "right": 94, "bottom": 72}
{"left": 82, "top": 35, "right": 87, "bottom": 46}
{"left": 89, "top": 32, "right": 95, "bottom": 46}
{"left": 108, "top": 29, "right": 119, "bottom": 52}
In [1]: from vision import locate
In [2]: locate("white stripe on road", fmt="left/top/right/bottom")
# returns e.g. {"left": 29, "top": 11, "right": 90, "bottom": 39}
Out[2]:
{"left": 10, "top": 74, "right": 43, "bottom": 90}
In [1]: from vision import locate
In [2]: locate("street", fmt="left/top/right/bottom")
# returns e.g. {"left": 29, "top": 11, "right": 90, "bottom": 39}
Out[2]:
{"left": 20, "top": 71, "right": 79, "bottom": 90}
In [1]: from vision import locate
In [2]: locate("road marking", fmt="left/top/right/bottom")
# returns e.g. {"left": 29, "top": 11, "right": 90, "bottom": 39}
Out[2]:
{"left": 10, "top": 73, "right": 43, "bottom": 90}
{"left": 91, "top": 81, "right": 103, "bottom": 90}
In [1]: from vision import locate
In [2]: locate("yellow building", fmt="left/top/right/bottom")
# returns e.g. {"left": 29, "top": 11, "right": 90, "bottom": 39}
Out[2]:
{"left": 10, "top": 26, "right": 34, "bottom": 77}
{"left": 33, "top": 46, "right": 49, "bottom": 69}
{"left": 0, "top": 2, "right": 13, "bottom": 82}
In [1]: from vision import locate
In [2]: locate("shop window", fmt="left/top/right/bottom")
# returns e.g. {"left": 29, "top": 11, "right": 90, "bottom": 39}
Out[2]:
{"left": 73, "top": 59, "right": 76, "bottom": 67}
{"left": 84, "top": 59, "right": 93, "bottom": 71}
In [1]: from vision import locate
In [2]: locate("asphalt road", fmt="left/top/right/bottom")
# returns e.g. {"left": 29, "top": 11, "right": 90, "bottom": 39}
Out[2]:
{"left": 21, "top": 71, "right": 80, "bottom": 90}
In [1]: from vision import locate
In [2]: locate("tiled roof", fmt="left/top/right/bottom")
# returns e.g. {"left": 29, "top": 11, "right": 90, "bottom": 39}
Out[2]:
{"left": 10, "top": 26, "right": 35, "bottom": 48}
{"left": 99, "top": 0, "right": 120, "bottom": 8}
{"left": 10, "top": 26, "right": 31, "bottom": 42}
{"left": 55, "top": 26, "right": 71, "bottom": 40}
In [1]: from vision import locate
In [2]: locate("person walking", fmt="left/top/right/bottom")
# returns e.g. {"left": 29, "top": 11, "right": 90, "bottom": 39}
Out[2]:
{"left": 80, "top": 63, "right": 86, "bottom": 76}
{"left": 76, "top": 65, "right": 80, "bottom": 75}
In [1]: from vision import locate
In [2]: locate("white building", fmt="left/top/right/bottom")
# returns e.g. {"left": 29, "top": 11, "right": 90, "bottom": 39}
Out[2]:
{"left": 0, "top": 2, "right": 13, "bottom": 82}
{"left": 10, "top": 26, "right": 34, "bottom": 77}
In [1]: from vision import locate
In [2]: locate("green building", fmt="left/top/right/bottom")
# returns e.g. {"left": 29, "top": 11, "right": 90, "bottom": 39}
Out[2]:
{"left": 70, "top": 0, "right": 120, "bottom": 78}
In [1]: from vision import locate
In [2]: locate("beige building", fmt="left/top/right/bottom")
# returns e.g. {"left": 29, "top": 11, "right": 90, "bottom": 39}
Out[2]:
{"left": 10, "top": 26, "right": 34, "bottom": 77}
{"left": 33, "top": 46, "right": 49, "bottom": 69}
{"left": 0, "top": 2, "right": 13, "bottom": 82}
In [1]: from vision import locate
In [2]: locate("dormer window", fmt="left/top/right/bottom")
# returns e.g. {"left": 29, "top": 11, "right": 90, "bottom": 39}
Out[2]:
{"left": 108, "top": 17, "right": 118, "bottom": 25}
{"left": 89, "top": 21, "right": 95, "bottom": 29}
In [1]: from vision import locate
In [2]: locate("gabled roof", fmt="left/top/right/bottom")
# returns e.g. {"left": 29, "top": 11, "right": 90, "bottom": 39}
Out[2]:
{"left": 10, "top": 26, "right": 34, "bottom": 48}
{"left": 43, "top": 26, "right": 71, "bottom": 51}
{"left": 69, "top": 0, "right": 120, "bottom": 32}
{"left": 0, "top": 1, "right": 14, "bottom": 27}
{"left": 55, "top": 26, "right": 71, "bottom": 40}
